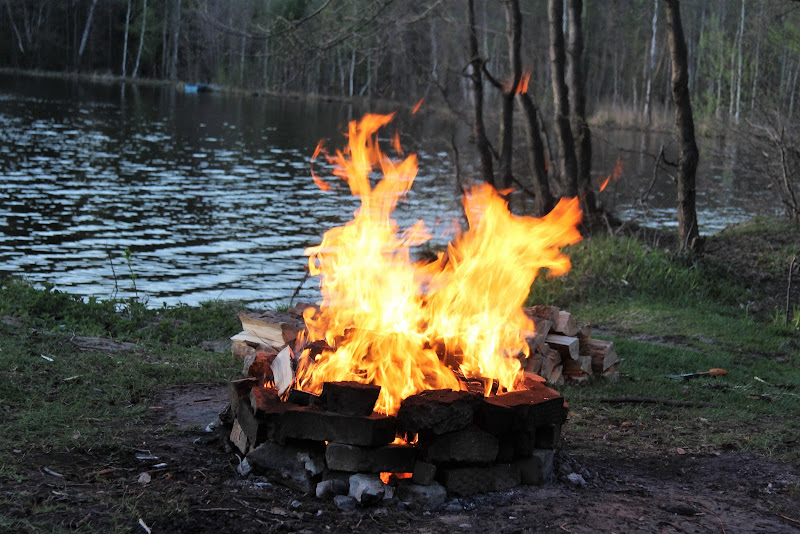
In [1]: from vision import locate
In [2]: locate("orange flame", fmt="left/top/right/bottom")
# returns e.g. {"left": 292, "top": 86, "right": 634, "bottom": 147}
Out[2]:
{"left": 411, "top": 98, "right": 424, "bottom": 114}
{"left": 514, "top": 70, "right": 532, "bottom": 94}
{"left": 296, "top": 113, "right": 582, "bottom": 415}
{"left": 598, "top": 155, "right": 624, "bottom": 192}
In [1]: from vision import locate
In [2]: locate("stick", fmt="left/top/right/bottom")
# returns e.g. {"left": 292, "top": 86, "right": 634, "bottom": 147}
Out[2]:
{"left": 776, "top": 513, "right": 800, "bottom": 527}
{"left": 600, "top": 396, "right": 711, "bottom": 408}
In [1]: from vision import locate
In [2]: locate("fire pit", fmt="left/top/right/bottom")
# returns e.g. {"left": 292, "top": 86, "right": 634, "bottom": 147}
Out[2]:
{"left": 220, "top": 113, "right": 619, "bottom": 508}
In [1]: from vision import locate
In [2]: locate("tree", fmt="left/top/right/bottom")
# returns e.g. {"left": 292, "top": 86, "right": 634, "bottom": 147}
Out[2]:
{"left": 548, "top": 0, "right": 578, "bottom": 197}
{"left": 665, "top": 0, "right": 701, "bottom": 252}
{"left": 466, "top": 0, "right": 494, "bottom": 186}
{"left": 566, "top": 0, "right": 597, "bottom": 216}
{"left": 132, "top": 0, "right": 147, "bottom": 78}
{"left": 77, "top": 0, "right": 100, "bottom": 68}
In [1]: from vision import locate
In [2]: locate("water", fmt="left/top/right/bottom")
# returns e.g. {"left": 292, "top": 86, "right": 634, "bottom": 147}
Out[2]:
{"left": 0, "top": 75, "right": 777, "bottom": 307}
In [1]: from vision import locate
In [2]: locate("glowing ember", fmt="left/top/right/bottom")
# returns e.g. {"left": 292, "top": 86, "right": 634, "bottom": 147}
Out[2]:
{"left": 296, "top": 113, "right": 582, "bottom": 415}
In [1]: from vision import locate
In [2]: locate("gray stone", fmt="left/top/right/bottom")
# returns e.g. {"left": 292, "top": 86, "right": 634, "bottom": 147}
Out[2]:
{"left": 333, "top": 495, "right": 358, "bottom": 511}
{"left": 348, "top": 473, "right": 386, "bottom": 505}
{"left": 281, "top": 407, "right": 396, "bottom": 447}
{"left": 396, "top": 481, "right": 447, "bottom": 510}
{"left": 246, "top": 441, "right": 325, "bottom": 494}
{"left": 325, "top": 442, "right": 417, "bottom": 473}
{"left": 566, "top": 472, "right": 586, "bottom": 486}
{"left": 315, "top": 479, "right": 349, "bottom": 499}
{"left": 422, "top": 427, "right": 498, "bottom": 464}
{"left": 411, "top": 461, "right": 436, "bottom": 486}
{"left": 437, "top": 464, "right": 521, "bottom": 496}
{"left": 515, "top": 449, "right": 554, "bottom": 485}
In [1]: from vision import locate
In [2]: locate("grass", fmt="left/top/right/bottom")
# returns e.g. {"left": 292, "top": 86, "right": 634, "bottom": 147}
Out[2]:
{"left": 0, "top": 279, "right": 243, "bottom": 483}
{"left": 525, "top": 221, "right": 800, "bottom": 460}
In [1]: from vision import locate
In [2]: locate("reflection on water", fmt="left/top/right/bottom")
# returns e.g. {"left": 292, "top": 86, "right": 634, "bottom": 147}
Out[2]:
{"left": 0, "top": 75, "right": 778, "bottom": 306}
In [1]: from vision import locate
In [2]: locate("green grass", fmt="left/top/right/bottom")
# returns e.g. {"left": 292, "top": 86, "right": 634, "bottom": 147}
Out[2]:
{"left": 523, "top": 225, "right": 800, "bottom": 460}
{"left": 0, "top": 277, "right": 243, "bottom": 482}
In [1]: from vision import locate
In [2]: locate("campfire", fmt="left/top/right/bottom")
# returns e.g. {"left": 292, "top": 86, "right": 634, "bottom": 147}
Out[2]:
{"left": 223, "top": 113, "right": 620, "bottom": 507}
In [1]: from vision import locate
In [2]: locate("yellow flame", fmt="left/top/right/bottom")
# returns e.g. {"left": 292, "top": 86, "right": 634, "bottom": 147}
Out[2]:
{"left": 296, "top": 113, "right": 582, "bottom": 415}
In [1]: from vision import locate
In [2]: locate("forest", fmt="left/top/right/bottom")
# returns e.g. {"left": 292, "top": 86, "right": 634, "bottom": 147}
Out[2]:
{"left": 2, "top": 1, "right": 799, "bottom": 121}
{"left": 2, "top": 0, "right": 800, "bottom": 239}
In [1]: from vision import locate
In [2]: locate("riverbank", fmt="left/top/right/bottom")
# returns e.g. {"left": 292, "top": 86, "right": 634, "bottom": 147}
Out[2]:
{"left": 1, "top": 216, "right": 797, "bottom": 532}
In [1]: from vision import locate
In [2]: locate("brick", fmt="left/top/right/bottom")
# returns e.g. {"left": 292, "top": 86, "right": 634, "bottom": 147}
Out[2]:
{"left": 247, "top": 441, "right": 325, "bottom": 494}
{"left": 321, "top": 381, "right": 381, "bottom": 416}
{"left": 422, "top": 427, "right": 498, "bottom": 464}
{"left": 515, "top": 449, "right": 554, "bottom": 485}
{"left": 280, "top": 406, "right": 396, "bottom": 447}
{"left": 396, "top": 481, "right": 447, "bottom": 510}
{"left": 397, "top": 389, "right": 482, "bottom": 435}
{"left": 534, "top": 424, "right": 562, "bottom": 449}
{"left": 325, "top": 442, "right": 417, "bottom": 473}
{"left": 437, "top": 464, "right": 521, "bottom": 496}
{"left": 228, "top": 378, "right": 258, "bottom": 419}
{"left": 411, "top": 461, "right": 437, "bottom": 486}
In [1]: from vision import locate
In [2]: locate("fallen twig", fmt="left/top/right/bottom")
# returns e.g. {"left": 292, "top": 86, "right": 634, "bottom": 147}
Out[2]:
{"left": 600, "top": 396, "right": 711, "bottom": 408}
{"left": 776, "top": 513, "right": 800, "bottom": 528}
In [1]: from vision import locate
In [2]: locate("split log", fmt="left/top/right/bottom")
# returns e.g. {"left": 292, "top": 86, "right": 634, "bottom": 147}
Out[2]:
{"left": 561, "top": 354, "right": 592, "bottom": 375}
{"left": 548, "top": 364, "right": 564, "bottom": 385}
{"left": 602, "top": 362, "right": 620, "bottom": 381}
{"left": 554, "top": 311, "right": 579, "bottom": 336}
{"left": 524, "top": 305, "right": 560, "bottom": 324}
{"left": 239, "top": 310, "right": 305, "bottom": 348}
{"left": 580, "top": 338, "right": 620, "bottom": 375}
{"left": 545, "top": 334, "right": 579, "bottom": 360}
{"left": 243, "top": 349, "right": 278, "bottom": 380}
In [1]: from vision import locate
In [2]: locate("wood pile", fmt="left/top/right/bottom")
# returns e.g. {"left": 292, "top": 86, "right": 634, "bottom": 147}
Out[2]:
{"left": 230, "top": 303, "right": 620, "bottom": 385}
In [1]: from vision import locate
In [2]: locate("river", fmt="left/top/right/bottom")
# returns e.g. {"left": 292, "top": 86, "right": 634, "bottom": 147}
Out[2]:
{"left": 0, "top": 74, "right": 777, "bottom": 307}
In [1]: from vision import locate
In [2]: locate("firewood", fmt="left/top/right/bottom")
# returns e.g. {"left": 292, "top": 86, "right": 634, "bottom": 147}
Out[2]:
{"left": 576, "top": 323, "right": 592, "bottom": 342}
{"left": 231, "top": 339, "right": 256, "bottom": 360}
{"left": 561, "top": 354, "right": 592, "bottom": 375}
{"left": 525, "top": 317, "right": 552, "bottom": 355}
{"left": 239, "top": 310, "right": 306, "bottom": 347}
{"left": 544, "top": 334, "right": 579, "bottom": 360}
{"left": 539, "top": 348, "right": 561, "bottom": 380}
{"left": 602, "top": 362, "right": 620, "bottom": 381}
{"left": 580, "top": 338, "right": 620, "bottom": 374}
{"left": 524, "top": 305, "right": 560, "bottom": 324}
{"left": 554, "top": 311, "right": 579, "bottom": 336}
{"left": 243, "top": 349, "right": 278, "bottom": 380}
{"left": 271, "top": 346, "right": 295, "bottom": 396}
{"left": 547, "top": 364, "right": 564, "bottom": 385}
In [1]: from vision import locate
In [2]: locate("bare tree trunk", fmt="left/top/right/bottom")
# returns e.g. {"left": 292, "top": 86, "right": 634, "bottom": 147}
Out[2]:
{"left": 168, "top": 0, "right": 181, "bottom": 80}
{"left": 665, "top": 0, "right": 701, "bottom": 253}
{"left": 77, "top": 0, "right": 99, "bottom": 67}
{"left": 734, "top": 0, "right": 744, "bottom": 122}
{"left": 467, "top": 0, "right": 495, "bottom": 186}
{"left": 4, "top": 0, "right": 25, "bottom": 53}
{"left": 122, "top": 0, "right": 131, "bottom": 76}
{"left": 567, "top": 0, "right": 596, "bottom": 215}
{"left": 498, "top": 0, "right": 522, "bottom": 189}
{"left": 644, "top": 0, "right": 658, "bottom": 125}
{"left": 132, "top": 0, "right": 147, "bottom": 78}
{"left": 518, "top": 93, "right": 555, "bottom": 216}
{"left": 548, "top": 0, "right": 578, "bottom": 197}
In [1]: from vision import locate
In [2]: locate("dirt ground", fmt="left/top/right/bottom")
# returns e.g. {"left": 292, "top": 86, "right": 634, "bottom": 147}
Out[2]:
{"left": 4, "top": 383, "right": 798, "bottom": 534}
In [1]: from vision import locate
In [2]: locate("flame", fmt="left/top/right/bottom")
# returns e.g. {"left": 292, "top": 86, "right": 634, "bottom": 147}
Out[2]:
{"left": 296, "top": 113, "right": 582, "bottom": 415}
{"left": 411, "top": 98, "right": 424, "bottom": 114}
{"left": 380, "top": 472, "right": 413, "bottom": 484}
{"left": 514, "top": 70, "right": 532, "bottom": 94}
{"left": 598, "top": 155, "right": 624, "bottom": 192}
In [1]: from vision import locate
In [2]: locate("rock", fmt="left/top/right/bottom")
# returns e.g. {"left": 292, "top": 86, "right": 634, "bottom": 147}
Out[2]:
{"left": 348, "top": 473, "right": 386, "bottom": 505}
{"left": 566, "top": 472, "right": 586, "bottom": 487}
{"left": 396, "top": 481, "right": 447, "bottom": 510}
{"left": 315, "top": 479, "right": 350, "bottom": 499}
{"left": 333, "top": 495, "right": 358, "bottom": 511}
{"left": 281, "top": 407, "right": 396, "bottom": 447}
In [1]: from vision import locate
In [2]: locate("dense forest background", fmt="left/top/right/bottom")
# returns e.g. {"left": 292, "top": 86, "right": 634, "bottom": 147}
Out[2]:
{"left": 2, "top": 0, "right": 800, "bottom": 125}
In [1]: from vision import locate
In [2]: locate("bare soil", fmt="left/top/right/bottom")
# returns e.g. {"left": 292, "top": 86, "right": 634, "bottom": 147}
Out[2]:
{"left": 4, "top": 383, "right": 798, "bottom": 534}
